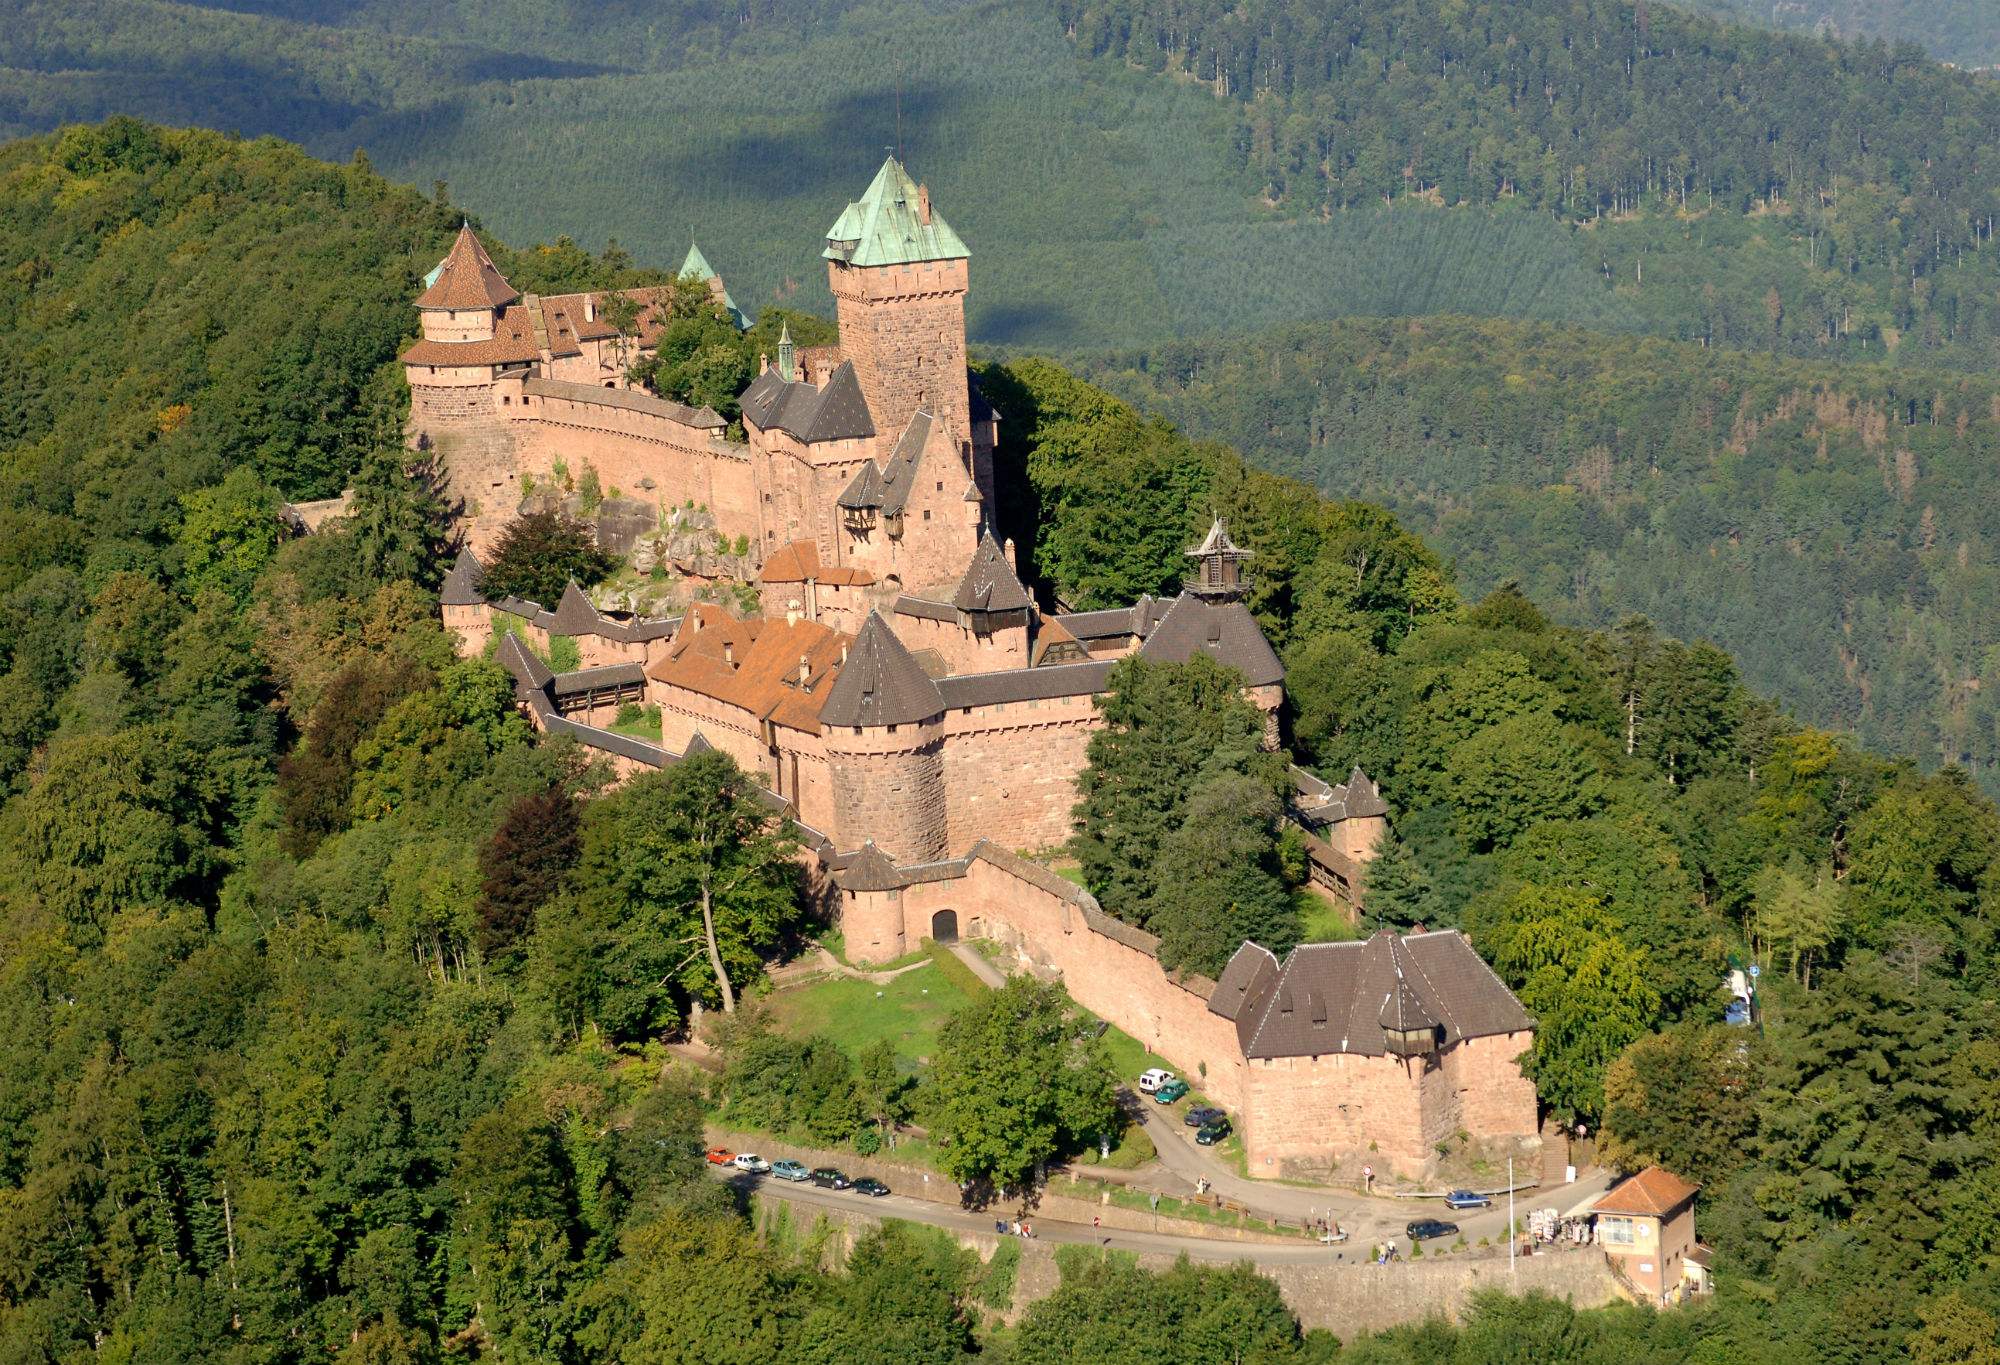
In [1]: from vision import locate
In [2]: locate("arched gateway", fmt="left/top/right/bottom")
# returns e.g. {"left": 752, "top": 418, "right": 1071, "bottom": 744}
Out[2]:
{"left": 931, "top": 909, "right": 959, "bottom": 944}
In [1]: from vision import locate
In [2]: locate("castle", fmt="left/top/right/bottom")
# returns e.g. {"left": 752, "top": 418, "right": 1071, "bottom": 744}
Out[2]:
{"left": 411, "top": 161, "right": 1540, "bottom": 1180}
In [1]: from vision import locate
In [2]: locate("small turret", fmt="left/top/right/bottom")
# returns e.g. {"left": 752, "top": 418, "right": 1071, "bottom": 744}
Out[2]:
{"left": 778, "top": 321, "right": 795, "bottom": 383}
{"left": 1186, "top": 516, "right": 1254, "bottom": 599}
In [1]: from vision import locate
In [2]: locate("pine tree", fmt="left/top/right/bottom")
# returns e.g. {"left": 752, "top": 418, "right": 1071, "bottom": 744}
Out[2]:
{"left": 1363, "top": 826, "right": 1433, "bottom": 929}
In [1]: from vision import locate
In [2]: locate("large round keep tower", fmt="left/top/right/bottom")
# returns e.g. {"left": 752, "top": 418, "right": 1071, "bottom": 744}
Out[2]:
{"left": 817, "top": 610, "right": 949, "bottom": 862}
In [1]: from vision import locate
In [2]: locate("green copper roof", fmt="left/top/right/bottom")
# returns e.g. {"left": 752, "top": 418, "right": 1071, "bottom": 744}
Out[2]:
{"left": 823, "top": 158, "right": 970, "bottom": 267}
{"left": 678, "top": 240, "right": 753, "bottom": 329}
{"left": 679, "top": 241, "right": 715, "bottom": 280}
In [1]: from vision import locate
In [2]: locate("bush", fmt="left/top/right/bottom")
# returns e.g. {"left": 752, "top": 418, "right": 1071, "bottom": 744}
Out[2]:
{"left": 853, "top": 1126, "right": 882, "bottom": 1156}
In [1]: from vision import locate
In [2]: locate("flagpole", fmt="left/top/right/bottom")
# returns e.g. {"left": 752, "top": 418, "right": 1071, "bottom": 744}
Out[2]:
{"left": 1508, "top": 1158, "right": 1515, "bottom": 1276}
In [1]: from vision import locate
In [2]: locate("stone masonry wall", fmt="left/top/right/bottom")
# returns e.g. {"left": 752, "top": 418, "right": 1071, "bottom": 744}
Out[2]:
{"left": 748, "top": 1193, "right": 1618, "bottom": 1340}
{"left": 1243, "top": 1051, "right": 1431, "bottom": 1179}
{"left": 1443, "top": 1031, "right": 1540, "bottom": 1143}
{"left": 891, "top": 611, "right": 1032, "bottom": 676}
{"left": 830, "top": 258, "right": 970, "bottom": 448}
{"left": 941, "top": 705, "right": 1097, "bottom": 855}
{"left": 868, "top": 854, "right": 1250, "bottom": 1112}
{"left": 826, "top": 723, "right": 948, "bottom": 861}
{"left": 409, "top": 381, "right": 518, "bottom": 551}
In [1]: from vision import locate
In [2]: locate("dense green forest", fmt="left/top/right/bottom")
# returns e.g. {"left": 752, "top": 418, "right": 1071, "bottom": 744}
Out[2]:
{"left": 1682, "top": 0, "right": 2000, "bottom": 69}
{"left": 9, "top": 117, "right": 2000, "bottom": 1363}
{"left": 13, "top": 0, "right": 2000, "bottom": 359}
{"left": 1062, "top": 319, "right": 2000, "bottom": 790}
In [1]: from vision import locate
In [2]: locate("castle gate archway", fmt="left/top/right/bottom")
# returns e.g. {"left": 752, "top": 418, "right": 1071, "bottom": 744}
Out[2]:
{"left": 931, "top": 909, "right": 959, "bottom": 944}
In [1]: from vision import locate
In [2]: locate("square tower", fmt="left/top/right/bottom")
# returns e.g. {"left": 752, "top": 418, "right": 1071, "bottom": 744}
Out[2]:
{"left": 823, "top": 160, "right": 973, "bottom": 467}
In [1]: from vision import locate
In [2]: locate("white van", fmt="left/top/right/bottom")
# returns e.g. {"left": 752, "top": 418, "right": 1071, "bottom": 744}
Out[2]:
{"left": 1138, "top": 1068, "right": 1177, "bottom": 1094}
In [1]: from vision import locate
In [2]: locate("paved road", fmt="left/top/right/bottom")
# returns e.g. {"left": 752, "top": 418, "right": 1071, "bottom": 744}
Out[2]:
{"left": 1129, "top": 1092, "right": 1612, "bottom": 1247}
{"left": 949, "top": 941, "right": 1007, "bottom": 988}
{"left": 718, "top": 1169, "right": 1387, "bottom": 1266}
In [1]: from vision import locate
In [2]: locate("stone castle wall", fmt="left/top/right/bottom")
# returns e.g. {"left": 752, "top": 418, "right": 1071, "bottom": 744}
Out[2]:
{"left": 755, "top": 1192, "right": 1618, "bottom": 1340}
{"left": 409, "top": 380, "right": 520, "bottom": 549}
{"left": 830, "top": 257, "right": 970, "bottom": 448}
{"left": 844, "top": 851, "right": 1250, "bottom": 1113}
{"left": 825, "top": 721, "right": 949, "bottom": 862}
{"left": 891, "top": 611, "right": 1033, "bottom": 675}
{"left": 940, "top": 704, "right": 1097, "bottom": 855}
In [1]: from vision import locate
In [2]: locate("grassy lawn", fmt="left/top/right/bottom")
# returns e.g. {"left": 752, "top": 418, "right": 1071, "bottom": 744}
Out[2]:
{"left": 763, "top": 961, "right": 976, "bottom": 1065}
{"left": 1296, "top": 891, "right": 1361, "bottom": 944}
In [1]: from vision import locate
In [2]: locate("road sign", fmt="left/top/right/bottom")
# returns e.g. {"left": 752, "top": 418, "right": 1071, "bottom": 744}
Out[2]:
{"left": 1749, "top": 964, "right": 1761, "bottom": 978}
{"left": 1150, "top": 1192, "right": 1161, "bottom": 1210}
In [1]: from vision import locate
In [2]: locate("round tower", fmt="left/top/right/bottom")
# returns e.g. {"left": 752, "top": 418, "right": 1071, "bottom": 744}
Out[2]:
{"left": 817, "top": 609, "right": 948, "bottom": 862}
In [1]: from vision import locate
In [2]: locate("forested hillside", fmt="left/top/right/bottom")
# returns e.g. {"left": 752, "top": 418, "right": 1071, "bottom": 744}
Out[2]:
{"left": 11, "top": 0, "right": 2000, "bottom": 360}
{"left": 8, "top": 119, "right": 2000, "bottom": 1364}
{"left": 1068, "top": 321, "right": 2000, "bottom": 788}
{"left": 1681, "top": 0, "right": 2000, "bottom": 69}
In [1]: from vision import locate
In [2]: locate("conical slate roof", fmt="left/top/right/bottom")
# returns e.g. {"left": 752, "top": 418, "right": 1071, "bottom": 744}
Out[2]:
{"left": 823, "top": 159, "right": 970, "bottom": 267}
{"left": 549, "top": 581, "right": 603, "bottom": 637}
{"left": 952, "top": 530, "right": 1033, "bottom": 613}
{"left": 417, "top": 224, "right": 519, "bottom": 310}
{"left": 440, "top": 547, "right": 485, "bottom": 606}
{"left": 819, "top": 611, "right": 944, "bottom": 728}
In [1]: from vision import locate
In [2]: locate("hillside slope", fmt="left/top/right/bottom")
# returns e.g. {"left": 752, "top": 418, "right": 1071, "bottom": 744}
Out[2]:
{"left": 1069, "top": 320, "right": 2000, "bottom": 786}
{"left": 7, "top": 0, "right": 2000, "bottom": 361}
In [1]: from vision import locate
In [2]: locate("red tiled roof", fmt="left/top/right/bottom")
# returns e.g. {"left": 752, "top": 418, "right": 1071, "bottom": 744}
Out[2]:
{"left": 759, "top": 539, "right": 876, "bottom": 587}
{"left": 1593, "top": 1167, "right": 1699, "bottom": 1217}
{"left": 647, "top": 615, "right": 854, "bottom": 735}
{"left": 403, "top": 303, "right": 542, "bottom": 367}
{"left": 417, "top": 225, "right": 520, "bottom": 310}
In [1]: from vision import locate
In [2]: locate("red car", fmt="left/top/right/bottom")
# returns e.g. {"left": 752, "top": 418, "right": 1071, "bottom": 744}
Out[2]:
{"left": 704, "top": 1147, "right": 735, "bottom": 1165}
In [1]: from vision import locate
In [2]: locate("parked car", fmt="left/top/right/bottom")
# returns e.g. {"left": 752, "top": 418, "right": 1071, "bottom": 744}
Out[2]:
{"left": 1137, "top": 1068, "right": 1177, "bottom": 1094}
{"left": 704, "top": 1147, "right": 735, "bottom": 1165}
{"left": 1406, "top": 1219, "right": 1459, "bottom": 1241}
{"left": 852, "top": 1177, "right": 890, "bottom": 1197}
{"left": 1195, "top": 1118, "right": 1231, "bottom": 1145}
{"left": 732, "top": 1153, "right": 771, "bottom": 1175}
{"left": 771, "top": 1160, "right": 810, "bottom": 1182}
{"left": 1184, "top": 1105, "right": 1226, "bottom": 1128}
{"left": 810, "top": 1168, "right": 852, "bottom": 1189}
{"left": 1444, "top": 1189, "right": 1491, "bottom": 1210}
{"left": 1725, "top": 998, "right": 1752, "bottom": 1026}
{"left": 1155, "top": 1078, "right": 1190, "bottom": 1104}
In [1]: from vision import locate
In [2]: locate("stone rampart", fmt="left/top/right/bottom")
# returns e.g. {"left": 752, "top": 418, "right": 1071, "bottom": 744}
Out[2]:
{"left": 748, "top": 1192, "right": 1618, "bottom": 1340}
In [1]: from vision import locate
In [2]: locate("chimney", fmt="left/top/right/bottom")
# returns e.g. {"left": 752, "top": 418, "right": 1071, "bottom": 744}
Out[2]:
{"left": 918, "top": 184, "right": 931, "bottom": 226}
{"left": 584, "top": 295, "right": 596, "bottom": 323}
{"left": 724, "top": 642, "right": 734, "bottom": 668}
{"left": 787, "top": 599, "right": 802, "bottom": 627}
{"left": 840, "top": 645, "right": 849, "bottom": 665}
{"left": 799, "top": 654, "right": 811, "bottom": 685}
{"left": 1003, "top": 537, "right": 1017, "bottom": 572}
{"left": 759, "top": 353, "right": 770, "bottom": 374}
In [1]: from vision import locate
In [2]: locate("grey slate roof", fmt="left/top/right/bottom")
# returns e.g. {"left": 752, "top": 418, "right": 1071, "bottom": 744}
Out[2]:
{"left": 1136, "top": 593, "right": 1285, "bottom": 687}
{"left": 549, "top": 581, "right": 602, "bottom": 637}
{"left": 817, "top": 611, "right": 945, "bottom": 728}
{"left": 935, "top": 660, "right": 1114, "bottom": 709}
{"left": 495, "top": 632, "right": 555, "bottom": 697}
{"left": 524, "top": 376, "right": 725, "bottom": 429}
{"left": 833, "top": 411, "right": 955, "bottom": 518}
{"left": 550, "top": 662, "right": 647, "bottom": 696}
{"left": 1217, "top": 930, "right": 1532, "bottom": 1060}
{"left": 838, "top": 460, "right": 888, "bottom": 510}
{"left": 952, "top": 530, "right": 1033, "bottom": 613}
{"left": 441, "top": 548, "right": 485, "bottom": 606}
{"left": 1293, "top": 765, "right": 1390, "bottom": 827}
{"left": 740, "top": 361, "right": 876, "bottom": 444}
{"left": 894, "top": 596, "right": 959, "bottom": 623}
{"left": 837, "top": 842, "right": 906, "bottom": 891}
